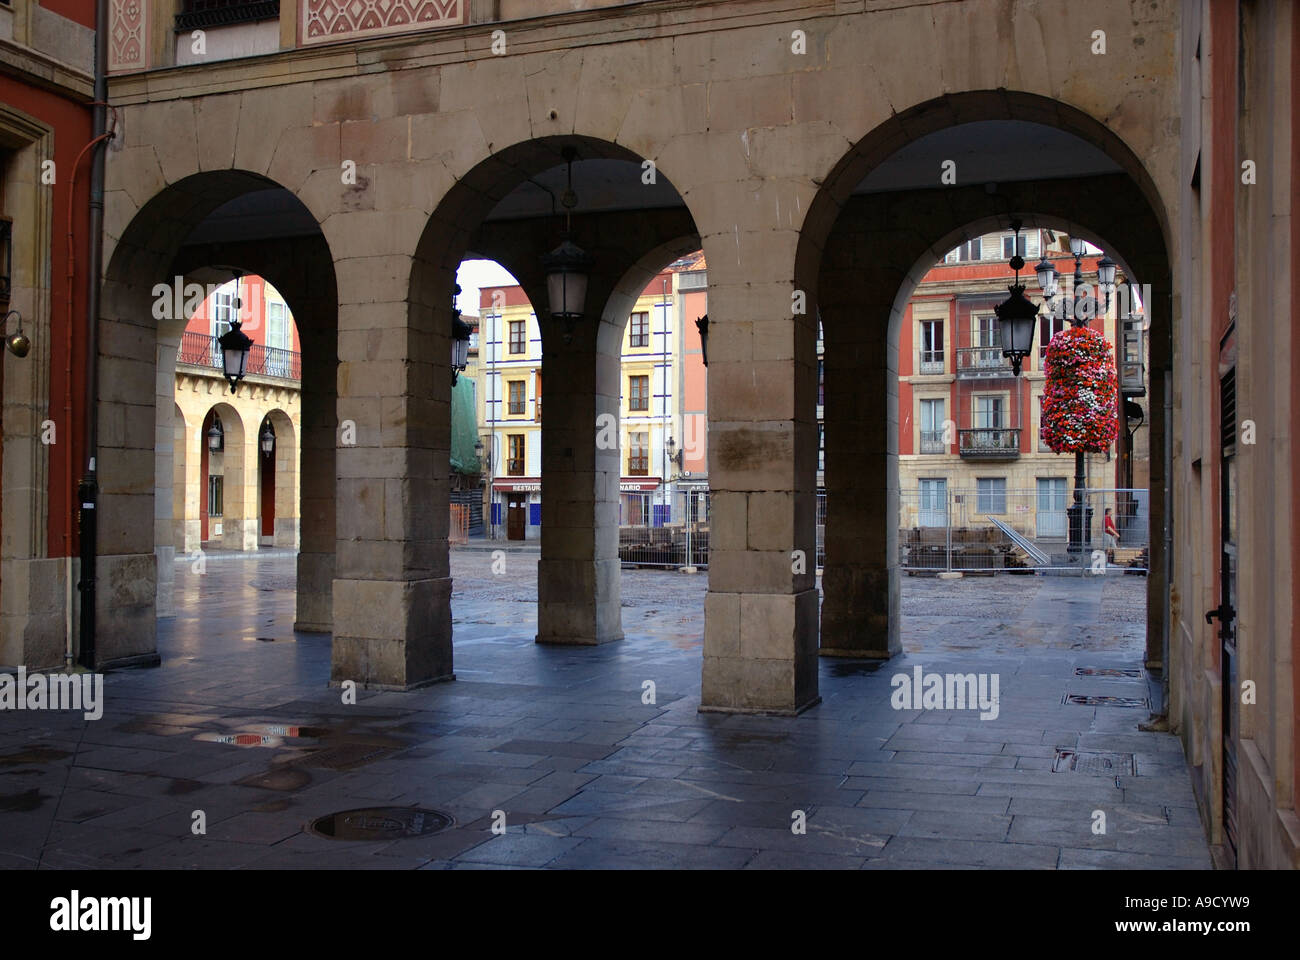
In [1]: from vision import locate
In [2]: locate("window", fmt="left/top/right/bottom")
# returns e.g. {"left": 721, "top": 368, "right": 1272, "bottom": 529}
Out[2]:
{"left": 974, "top": 314, "right": 1001, "bottom": 348}
{"left": 266, "top": 300, "right": 291, "bottom": 350}
{"left": 507, "top": 434, "right": 525, "bottom": 476}
{"left": 207, "top": 475, "right": 224, "bottom": 518}
{"left": 1000, "top": 233, "right": 1039, "bottom": 259}
{"left": 919, "top": 319, "right": 944, "bottom": 372}
{"left": 212, "top": 289, "right": 236, "bottom": 338}
{"left": 509, "top": 320, "right": 526, "bottom": 354}
{"left": 818, "top": 422, "right": 825, "bottom": 473}
{"left": 629, "top": 312, "right": 649, "bottom": 348}
{"left": 508, "top": 380, "right": 526, "bottom": 415}
{"left": 629, "top": 375, "right": 649, "bottom": 411}
{"left": 977, "top": 477, "right": 1007, "bottom": 514}
{"left": 919, "top": 399, "right": 946, "bottom": 453}
{"left": 818, "top": 359, "right": 824, "bottom": 406}
{"left": 973, "top": 395, "right": 1005, "bottom": 429}
{"left": 953, "top": 239, "right": 982, "bottom": 262}
{"left": 1040, "top": 311, "right": 1067, "bottom": 352}
{"left": 628, "top": 432, "right": 649, "bottom": 475}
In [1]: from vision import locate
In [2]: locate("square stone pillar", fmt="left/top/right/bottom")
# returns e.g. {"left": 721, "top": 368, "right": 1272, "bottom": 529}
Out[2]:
{"left": 153, "top": 336, "right": 178, "bottom": 617}
{"left": 819, "top": 336, "right": 901, "bottom": 659}
{"left": 536, "top": 335, "right": 623, "bottom": 645}
{"left": 330, "top": 294, "right": 453, "bottom": 689}
{"left": 700, "top": 277, "right": 820, "bottom": 715}
{"left": 296, "top": 329, "right": 336, "bottom": 633}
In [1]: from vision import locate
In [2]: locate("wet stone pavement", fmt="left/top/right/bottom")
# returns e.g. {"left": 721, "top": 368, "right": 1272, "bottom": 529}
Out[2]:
{"left": 0, "top": 549, "right": 1211, "bottom": 869}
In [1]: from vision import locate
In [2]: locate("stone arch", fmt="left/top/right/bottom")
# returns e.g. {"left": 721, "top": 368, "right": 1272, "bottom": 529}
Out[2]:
{"left": 400, "top": 134, "right": 703, "bottom": 655}
{"left": 802, "top": 98, "right": 1174, "bottom": 674}
{"left": 258, "top": 408, "right": 298, "bottom": 549}
{"left": 200, "top": 402, "right": 248, "bottom": 550}
{"left": 94, "top": 169, "right": 333, "bottom": 667}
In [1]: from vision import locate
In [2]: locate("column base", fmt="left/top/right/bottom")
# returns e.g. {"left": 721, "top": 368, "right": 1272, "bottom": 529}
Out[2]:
{"left": 819, "top": 563, "right": 902, "bottom": 659}
{"left": 700, "top": 588, "right": 820, "bottom": 714}
{"left": 330, "top": 576, "right": 452, "bottom": 689}
{"left": 94, "top": 553, "right": 159, "bottom": 667}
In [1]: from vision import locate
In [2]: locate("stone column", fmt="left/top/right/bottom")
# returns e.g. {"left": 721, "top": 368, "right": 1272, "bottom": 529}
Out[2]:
{"left": 296, "top": 327, "right": 336, "bottom": 632}
{"left": 330, "top": 265, "right": 452, "bottom": 690}
{"left": 818, "top": 289, "right": 901, "bottom": 659}
{"left": 94, "top": 278, "right": 160, "bottom": 667}
{"left": 153, "top": 336, "right": 178, "bottom": 617}
{"left": 535, "top": 330, "right": 623, "bottom": 646}
{"left": 700, "top": 247, "right": 821, "bottom": 715}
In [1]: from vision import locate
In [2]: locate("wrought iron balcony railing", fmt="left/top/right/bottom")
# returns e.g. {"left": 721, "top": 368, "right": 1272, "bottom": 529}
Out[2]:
{"left": 918, "top": 349, "right": 945, "bottom": 375}
{"left": 956, "top": 346, "right": 1012, "bottom": 378}
{"left": 918, "top": 430, "right": 947, "bottom": 454}
{"left": 177, "top": 330, "right": 301, "bottom": 381}
{"left": 958, "top": 428, "right": 1020, "bottom": 459}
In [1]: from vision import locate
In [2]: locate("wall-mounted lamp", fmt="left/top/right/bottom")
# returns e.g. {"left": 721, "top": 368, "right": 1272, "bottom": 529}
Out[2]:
{"left": 4, "top": 310, "right": 30, "bottom": 358}
{"left": 260, "top": 420, "right": 275, "bottom": 456}
{"left": 695, "top": 314, "right": 709, "bottom": 367}
{"left": 207, "top": 417, "right": 224, "bottom": 452}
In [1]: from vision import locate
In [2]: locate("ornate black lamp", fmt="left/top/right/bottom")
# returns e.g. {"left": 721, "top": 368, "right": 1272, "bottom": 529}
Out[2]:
{"left": 218, "top": 271, "right": 252, "bottom": 393}
{"left": 541, "top": 146, "right": 593, "bottom": 343}
{"left": 993, "top": 220, "right": 1039, "bottom": 376}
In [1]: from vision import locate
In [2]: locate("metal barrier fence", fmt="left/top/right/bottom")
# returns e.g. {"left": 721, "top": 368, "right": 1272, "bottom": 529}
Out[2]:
{"left": 450, "top": 504, "right": 469, "bottom": 545}
{"left": 618, "top": 487, "right": 711, "bottom": 568}
{"left": 814, "top": 488, "right": 1148, "bottom": 574}
{"left": 896, "top": 487, "right": 1148, "bottom": 573}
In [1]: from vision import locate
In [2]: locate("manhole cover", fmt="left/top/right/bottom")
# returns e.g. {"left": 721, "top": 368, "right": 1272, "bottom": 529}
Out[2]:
{"left": 309, "top": 807, "right": 454, "bottom": 841}
{"left": 1063, "top": 693, "right": 1149, "bottom": 708}
{"left": 1074, "top": 667, "right": 1143, "bottom": 678}
{"left": 1053, "top": 748, "right": 1136, "bottom": 775}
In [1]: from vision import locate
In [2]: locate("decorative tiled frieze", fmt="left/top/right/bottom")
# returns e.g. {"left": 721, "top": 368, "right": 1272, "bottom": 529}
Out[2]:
{"left": 108, "top": 0, "right": 147, "bottom": 73}
{"left": 300, "top": 0, "right": 466, "bottom": 46}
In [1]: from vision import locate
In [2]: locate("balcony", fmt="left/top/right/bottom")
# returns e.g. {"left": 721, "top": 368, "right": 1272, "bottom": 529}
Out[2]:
{"left": 958, "top": 428, "right": 1020, "bottom": 459}
{"left": 177, "top": 330, "right": 301, "bottom": 381}
{"left": 918, "top": 430, "right": 947, "bottom": 454}
{"left": 918, "top": 349, "right": 945, "bottom": 375}
{"left": 956, "top": 346, "right": 1013, "bottom": 379}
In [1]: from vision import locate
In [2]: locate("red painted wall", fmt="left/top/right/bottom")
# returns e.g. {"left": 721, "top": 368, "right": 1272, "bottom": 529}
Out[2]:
{"left": 0, "top": 75, "right": 94, "bottom": 559}
{"left": 184, "top": 274, "right": 302, "bottom": 353}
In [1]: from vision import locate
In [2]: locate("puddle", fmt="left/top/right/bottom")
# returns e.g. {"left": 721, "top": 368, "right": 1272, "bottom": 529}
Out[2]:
{"left": 826, "top": 660, "right": 887, "bottom": 677}
{"left": 0, "top": 788, "right": 44, "bottom": 812}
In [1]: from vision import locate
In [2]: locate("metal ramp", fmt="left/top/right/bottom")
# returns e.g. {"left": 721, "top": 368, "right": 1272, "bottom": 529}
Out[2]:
{"left": 986, "top": 515, "right": 1050, "bottom": 565}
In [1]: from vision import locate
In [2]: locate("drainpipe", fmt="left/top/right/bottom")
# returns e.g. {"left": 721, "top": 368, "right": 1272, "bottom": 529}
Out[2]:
{"left": 78, "top": 0, "right": 109, "bottom": 669}
{"left": 1161, "top": 364, "right": 1173, "bottom": 719}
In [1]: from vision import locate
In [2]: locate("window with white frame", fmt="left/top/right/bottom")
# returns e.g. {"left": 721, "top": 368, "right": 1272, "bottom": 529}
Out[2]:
{"left": 976, "top": 477, "right": 1007, "bottom": 514}
{"left": 919, "top": 318, "right": 944, "bottom": 372}
{"left": 973, "top": 394, "right": 1005, "bottom": 429}
{"left": 919, "top": 398, "right": 946, "bottom": 453}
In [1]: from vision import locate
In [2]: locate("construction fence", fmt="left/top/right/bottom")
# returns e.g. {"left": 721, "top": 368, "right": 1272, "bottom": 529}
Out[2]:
{"left": 819, "top": 487, "right": 1148, "bottom": 574}
{"left": 617, "top": 486, "right": 711, "bottom": 568}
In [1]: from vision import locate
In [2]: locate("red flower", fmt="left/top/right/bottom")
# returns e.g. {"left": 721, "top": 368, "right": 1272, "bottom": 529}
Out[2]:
{"left": 1042, "top": 327, "right": 1119, "bottom": 453}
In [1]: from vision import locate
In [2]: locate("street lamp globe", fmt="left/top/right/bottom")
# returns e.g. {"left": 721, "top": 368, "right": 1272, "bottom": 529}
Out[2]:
{"left": 1033, "top": 257, "right": 1058, "bottom": 299}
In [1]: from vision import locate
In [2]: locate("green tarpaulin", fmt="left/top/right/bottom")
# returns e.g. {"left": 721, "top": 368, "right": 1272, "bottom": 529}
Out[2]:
{"left": 449, "top": 375, "right": 481, "bottom": 475}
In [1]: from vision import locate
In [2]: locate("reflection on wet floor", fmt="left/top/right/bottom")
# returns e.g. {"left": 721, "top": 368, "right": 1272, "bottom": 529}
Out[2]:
{"left": 0, "top": 550, "right": 1206, "bottom": 870}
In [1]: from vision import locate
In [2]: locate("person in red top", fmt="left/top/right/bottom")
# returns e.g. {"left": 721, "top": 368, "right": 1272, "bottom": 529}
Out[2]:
{"left": 1103, "top": 508, "right": 1119, "bottom": 562}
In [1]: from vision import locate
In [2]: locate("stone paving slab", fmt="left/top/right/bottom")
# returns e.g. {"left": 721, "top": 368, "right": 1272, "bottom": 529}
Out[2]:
{"left": 0, "top": 552, "right": 1211, "bottom": 870}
